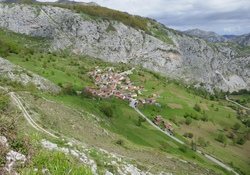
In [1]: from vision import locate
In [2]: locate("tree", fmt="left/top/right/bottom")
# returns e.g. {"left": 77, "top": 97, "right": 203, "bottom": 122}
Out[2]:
{"left": 179, "top": 144, "right": 188, "bottom": 153}
{"left": 188, "top": 133, "right": 194, "bottom": 138}
{"left": 185, "top": 117, "right": 192, "bottom": 125}
{"left": 217, "top": 133, "right": 227, "bottom": 144}
{"left": 170, "top": 115, "right": 176, "bottom": 123}
{"left": 61, "top": 83, "right": 77, "bottom": 96}
{"left": 193, "top": 103, "right": 201, "bottom": 112}
{"left": 101, "top": 105, "right": 113, "bottom": 118}
{"left": 82, "top": 88, "right": 93, "bottom": 99}
{"left": 236, "top": 135, "right": 246, "bottom": 145}
{"left": 233, "top": 122, "right": 241, "bottom": 131}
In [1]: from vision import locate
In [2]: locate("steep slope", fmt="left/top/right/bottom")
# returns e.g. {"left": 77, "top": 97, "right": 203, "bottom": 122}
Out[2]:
{"left": 230, "top": 33, "right": 250, "bottom": 46}
{"left": 0, "top": 3, "right": 249, "bottom": 93}
{"left": 183, "top": 29, "right": 227, "bottom": 43}
{"left": 0, "top": 56, "right": 226, "bottom": 174}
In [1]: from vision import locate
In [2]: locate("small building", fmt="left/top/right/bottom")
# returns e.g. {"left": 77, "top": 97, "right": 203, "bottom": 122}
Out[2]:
{"left": 139, "top": 85, "right": 144, "bottom": 89}
{"left": 125, "top": 77, "right": 130, "bottom": 84}
{"left": 164, "top": 122, "right": 174, "bottom": 132}
{"left": 146, "top": 97, "right": 156, "bottom": 104}
{"left": 154, "top": 115, "right": 163, "bottom": 125}
{"left": 138, "top": 98, "right": 145, "bottom": 104}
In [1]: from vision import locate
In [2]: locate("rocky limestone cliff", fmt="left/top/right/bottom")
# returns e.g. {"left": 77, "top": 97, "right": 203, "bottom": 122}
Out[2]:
{"left": 0, "top": 3, "right": 249, "bottom": 93}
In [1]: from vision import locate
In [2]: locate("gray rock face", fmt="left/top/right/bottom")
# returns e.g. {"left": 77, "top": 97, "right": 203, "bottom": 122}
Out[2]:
{"left": 0, "top": 136, "right": 9, "bottom": 148}
{"left": 169, "top": 31, "right": 250, "bottom": 92}
{"left": 0, "top": 4, "right": 249, "bottom": 92}
{"left": 230, "top": 33, "right": 250, "bottom": 46}
{"left": 0, "top": 57, "right": 61, "bottom": 93}
{"left": 183, "top": 29, "right": 227, "bottom": 43}
{"left": 0, "top": 136, "right": 26, "bottom": 174}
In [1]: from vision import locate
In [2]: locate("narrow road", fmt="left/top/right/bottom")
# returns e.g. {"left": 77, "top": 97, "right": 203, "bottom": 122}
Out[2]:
{"left": 134, "top": 107, "right": 184, "bottom": 144}
{"left": 225, "top": 95, "right": 250, "bottom": 110}
{"left": 130, "top": 100, "right": 239, "bottom": 175}
{"left": 9, "top": 92, "right": 59, "bottom": 139}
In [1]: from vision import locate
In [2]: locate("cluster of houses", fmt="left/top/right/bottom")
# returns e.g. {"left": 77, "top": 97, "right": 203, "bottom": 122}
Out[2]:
{"left": 84, "top": 67, "right": 174, "bottom": 132}
{"left": 84, "top": 67, "right": 157, "bottom": 104}
{"left": 154, "top": 115, "right": 174, "bottom": 132}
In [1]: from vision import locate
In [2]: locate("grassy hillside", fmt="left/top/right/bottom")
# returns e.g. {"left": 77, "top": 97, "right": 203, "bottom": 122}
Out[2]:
{"left": 0, "top": 24, "right": 249, "bottom": 174}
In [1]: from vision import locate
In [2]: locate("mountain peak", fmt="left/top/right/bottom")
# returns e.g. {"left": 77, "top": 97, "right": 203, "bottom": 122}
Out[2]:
{"left": 183, "top": 29, "right": 227, "bottom": 42}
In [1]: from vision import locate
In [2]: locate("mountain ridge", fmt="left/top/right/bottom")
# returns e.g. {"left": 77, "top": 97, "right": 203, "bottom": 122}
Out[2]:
{"left": 0, "top": 3, "right": 249, "bottom": 93}
{"left": 183, "top": 28, "right": 250, "bottom": 46}
{"left": 0, "top": 3, "right": 249, "bottom": 174}
{"left": 183, "top": 28, "right": 228, "bottom": 43}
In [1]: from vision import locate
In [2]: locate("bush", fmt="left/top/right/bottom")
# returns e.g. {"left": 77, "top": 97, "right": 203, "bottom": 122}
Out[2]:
{"left": 0, "top": 95, "right": 9, "bottom": 112}
{"left": 183, "top": 132, "right": 193, "bottom": 138}
{"left": 185, "top": 117, "right": 192, "bottom": 125}
{"left": 233, "top": 122, "right": 241, "bottom": 131}
{"left": 193, "top": 103, "right": 201, "bottom": 112}
{"left": 236, "top": 135, "right": 246, "bottom": 145}
{"left": 188, "top": 132, "right": 194, "bottom": 138}
{"left": 179, "top": 144, "right": 188, "bottom": 153}
{"left": 101, "top": 105, "right": 113, "bottom": 118}
{"left": 116, "top": 139, "right": 124, "bottom": 146}
{"left": 217, "top": 133, "right": 227, "bottom": 144}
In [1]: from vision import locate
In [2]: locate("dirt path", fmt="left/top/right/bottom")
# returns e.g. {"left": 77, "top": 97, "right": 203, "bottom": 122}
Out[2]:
{"left": 9, "top": 92, "right": 59, "bottom": 139}
{"left": 226, "top": 95, "right": 250, "bottom": 111}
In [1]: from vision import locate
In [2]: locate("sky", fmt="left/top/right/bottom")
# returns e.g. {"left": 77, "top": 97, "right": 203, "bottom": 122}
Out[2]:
{"left": 38, "top": 0, "right": 250, "bottom": 35}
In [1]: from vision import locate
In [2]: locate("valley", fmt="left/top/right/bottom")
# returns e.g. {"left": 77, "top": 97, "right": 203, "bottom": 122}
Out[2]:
{"left": 0, "top": 2, "right": 249, "bottom": 175}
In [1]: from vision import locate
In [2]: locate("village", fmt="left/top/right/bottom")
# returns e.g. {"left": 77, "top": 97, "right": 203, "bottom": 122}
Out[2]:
{"left": 84, "top": 67, "right": 174, "bottom": 133}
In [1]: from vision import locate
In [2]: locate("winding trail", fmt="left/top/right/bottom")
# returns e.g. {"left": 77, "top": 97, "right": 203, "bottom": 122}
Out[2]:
{"left": 129, "top": 99, "right": 239, "bottom": 175}
{"left": 9, "top": 92, "right": 59, "bottom": 139}
{"left": 225, "top": 95, "right": 250, "bottom": 110}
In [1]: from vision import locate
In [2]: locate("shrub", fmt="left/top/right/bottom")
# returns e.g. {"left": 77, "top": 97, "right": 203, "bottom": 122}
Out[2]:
{"left": 233, "top": 122, "right": 241, "bottom": 131}
{"left": 185, "top": 117, "right": 192, "bottom": 125}
{"left": 188, "top": 132, "right": 194, "bottom": 138}
{"left": 116, "top": 139, "right": 124, "bottom": 146}
{"left": 183, "top": 132, "right": 193, "bottom": 138}
{"left": 0, "top": 95, "right": 9, "bottom": 112}
{"left": 101, "top": 105, "right": 113, "bottom": 118}
{"left": 193, "top": 103, "right": 201, "bottom": 112}
{"left": 217, "top": 133, "right": 227, "bottom": 144}
{"left": 236, "top": 135, "right": 246, "bottom": 145}
{"left": 179, "top": 144, "right": 188, "bottom": 153}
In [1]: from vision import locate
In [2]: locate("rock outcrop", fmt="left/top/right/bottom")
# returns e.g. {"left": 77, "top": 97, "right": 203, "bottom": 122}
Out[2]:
{"left": 0, "top": 3, "right": 249, "bottom": 92}
{"left": 0, "top": 57, "right": 61, "bottom": 93}
{"left": 0, "top": 136, "right": 27, "bottom": 175}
